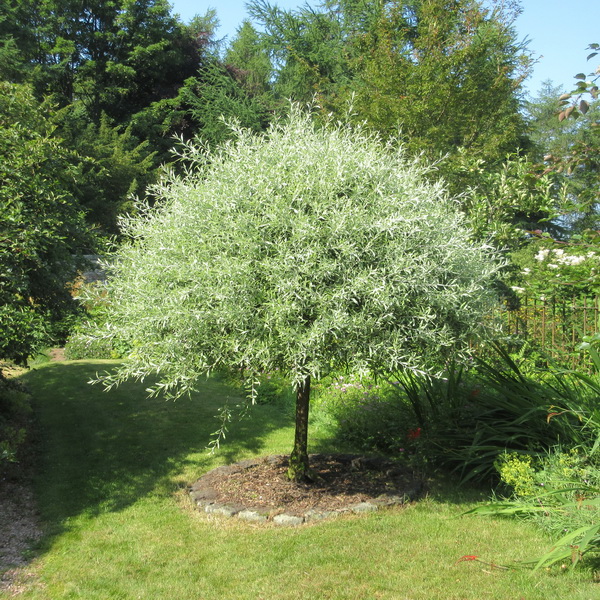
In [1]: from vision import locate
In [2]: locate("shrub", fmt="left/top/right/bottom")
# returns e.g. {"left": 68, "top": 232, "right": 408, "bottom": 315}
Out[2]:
{"left": 314, "top": 375, "right": 416, "bottom": 454}
{"left": 0, "top": 369, "right": 32, "bottom": 476}
{"left": 463, "top": 343, "right": 600, "bottom": 572}
{"left": 472, "top": 447, "right": 600, "bottom": 570}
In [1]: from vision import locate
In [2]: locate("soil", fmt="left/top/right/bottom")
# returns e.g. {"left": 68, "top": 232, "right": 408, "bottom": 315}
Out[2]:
{"left": 0, "top": 363, "right": 43, "bottom": 595}
{"left": 0, "top": 480, "right": 43, "bottom": 595}
{"left": 47, "top": 348, "right": 65, "bottom": 362}
{"left": 192, "top": 454, "right": 423, "bottom": 519}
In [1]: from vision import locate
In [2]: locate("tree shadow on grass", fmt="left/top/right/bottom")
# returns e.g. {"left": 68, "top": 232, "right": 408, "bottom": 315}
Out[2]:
{"left": 21, "top": 361, "right": 295, "bottom": 528}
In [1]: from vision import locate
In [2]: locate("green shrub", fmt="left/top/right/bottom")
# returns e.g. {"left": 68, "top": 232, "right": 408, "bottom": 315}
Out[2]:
{"left": 0, "top": 369, "right": 32, "bottom": 475}
{"left": 65, "top": 281, "right": 131, "bottom": 360}
{"left": 64, "top": 330, "right": 125, "bottom": 360}
{"left": 314, "top": 374, "right": 419, "bottom": 455}
{"left": 463, "top": 342, "right": 600, "bottom": 572}
{"left": 471, "top": 447, "right": 600, "bottom": 570}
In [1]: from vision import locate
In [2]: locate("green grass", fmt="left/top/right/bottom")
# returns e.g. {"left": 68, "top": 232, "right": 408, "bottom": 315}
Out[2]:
{"left": 5, "top": 361, "right": 600, "bottom": 599}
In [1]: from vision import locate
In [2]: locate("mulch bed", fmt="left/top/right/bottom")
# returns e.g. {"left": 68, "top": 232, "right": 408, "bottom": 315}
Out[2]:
{"left": 191, "top": 454, "right": 424, "bottom": 522}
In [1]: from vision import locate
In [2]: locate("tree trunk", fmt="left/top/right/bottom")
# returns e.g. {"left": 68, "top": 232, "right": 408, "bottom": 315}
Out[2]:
{"left": 287, "top": 374, "right": 311, "bottom": 482}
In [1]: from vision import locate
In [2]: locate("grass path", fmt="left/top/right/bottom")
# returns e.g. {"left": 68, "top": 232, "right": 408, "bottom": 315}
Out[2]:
{"left": 4, "top": 361, "right": 599, "bottom": 599}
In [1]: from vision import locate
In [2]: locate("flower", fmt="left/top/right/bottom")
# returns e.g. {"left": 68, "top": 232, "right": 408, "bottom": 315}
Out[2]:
{"left": 455, "top": 555, "right": 479, "bottom": 564}
{"left": 535, "top": 249, "right": 550, "bottom": 261}
{"left": 407, "top": 427, "right": 422, "bottom": 440}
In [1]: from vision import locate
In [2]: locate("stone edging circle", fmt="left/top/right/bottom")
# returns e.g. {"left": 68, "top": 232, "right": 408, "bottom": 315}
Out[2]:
{"left": 189, "top": 454, "right": 424, "bottom": 526}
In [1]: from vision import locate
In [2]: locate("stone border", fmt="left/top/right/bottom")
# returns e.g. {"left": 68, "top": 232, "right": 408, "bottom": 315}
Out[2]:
{"left": 189, "top": 454, "right": 423, "bottom": 526}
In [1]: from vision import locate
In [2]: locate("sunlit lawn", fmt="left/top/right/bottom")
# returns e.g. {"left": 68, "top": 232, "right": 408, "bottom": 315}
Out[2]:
{"left": 6, "top": 361, "right": 599, "bottom": 599}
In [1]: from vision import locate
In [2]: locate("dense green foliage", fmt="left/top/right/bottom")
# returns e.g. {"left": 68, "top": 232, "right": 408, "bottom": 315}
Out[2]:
{"left": 0, "top": 368, "right": 31, "bottom": 472}
{"left": 249, "top": 0, "right": 532, "bottom": 180}
{"left": 0, "top": 82, "right": 90, "bottom": 363}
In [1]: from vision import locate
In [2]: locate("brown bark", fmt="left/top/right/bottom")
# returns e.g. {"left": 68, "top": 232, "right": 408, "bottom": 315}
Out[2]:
{"left": 287, "top": 374, "right": 311, "bottom": 482}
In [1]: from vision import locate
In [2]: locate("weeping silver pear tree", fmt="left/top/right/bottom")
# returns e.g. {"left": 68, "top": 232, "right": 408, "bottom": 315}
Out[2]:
{"left": 90, "top": 105, "right": 500, "bottom": 481}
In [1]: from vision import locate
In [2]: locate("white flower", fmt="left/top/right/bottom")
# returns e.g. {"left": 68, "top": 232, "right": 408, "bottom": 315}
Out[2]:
{"left": 511, "top": 286, "right": 525, "bottom": 293}
{"left": 535, "top": 249, "right": 550, "bottom": 261}
{"left": 557, "top": 254, "right": 586, "bottom": 266}
{"left": 522, "top": 267, "right": 531, "bottom": 274}
{"left": 548, "top": 263, "right": 559, "bottom": 269}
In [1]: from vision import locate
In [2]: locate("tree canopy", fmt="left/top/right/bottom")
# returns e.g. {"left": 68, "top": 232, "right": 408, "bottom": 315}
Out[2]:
{"left": 89, "top": 106, "right": 500, "bottom": 479}
{"left": 0, "top": 82, "right": 90, "bottom": 363}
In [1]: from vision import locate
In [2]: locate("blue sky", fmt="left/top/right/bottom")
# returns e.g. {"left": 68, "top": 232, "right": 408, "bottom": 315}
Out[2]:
{"left": 170, "top": 0, "right": 600, "bottom": 97}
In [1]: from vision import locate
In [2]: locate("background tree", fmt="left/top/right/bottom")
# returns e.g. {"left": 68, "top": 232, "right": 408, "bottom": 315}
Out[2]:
{"left": 6, "top": 0, "right": 203, "bottom": 122}
{"left": 170, "top": 61, "right": 273, "bottom": 150}
{"left": 0, "top": 83, "right": 90, "bottom": 363}
{"left": 248, "top": 0, "right": 353, "bottom": 103}
{"left": 527, "top": 45, "right": 600, "bottom": 233}
{"left": 56, "top": 110, "right": 158, "bottom": 235}
{"left": 87, "top": 107, "right": 500, "bottom": 481}
{"left": 224, "top": 20, "right": 273, "bottom": 99}
{"left": 342, "top": 0, "right": 531, "bottom": 174}
{"left": 0, "top": 1, "right": 226, "bottom": 235}
{"left": 525, "top": 81, "right": 580, "bottom": 161}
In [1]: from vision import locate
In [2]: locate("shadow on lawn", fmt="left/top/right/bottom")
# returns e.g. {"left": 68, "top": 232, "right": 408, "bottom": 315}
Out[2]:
{"left": 21, "top": 361, "right": 294, "bottom": 528}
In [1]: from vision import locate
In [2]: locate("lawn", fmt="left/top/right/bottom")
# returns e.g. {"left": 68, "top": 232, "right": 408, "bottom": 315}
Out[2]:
{"left": 4, "top": 360, "right": 599, "bottom": 599}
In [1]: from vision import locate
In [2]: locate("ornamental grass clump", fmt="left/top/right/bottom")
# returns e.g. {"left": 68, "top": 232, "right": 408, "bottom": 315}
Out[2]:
{"left": 86, "top": 104, "right": 500, "bottom": 481}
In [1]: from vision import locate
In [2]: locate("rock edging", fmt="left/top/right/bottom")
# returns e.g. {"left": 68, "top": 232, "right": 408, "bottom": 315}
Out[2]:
{"left": 189, "top": 454, "right": 423, "bottom": 526}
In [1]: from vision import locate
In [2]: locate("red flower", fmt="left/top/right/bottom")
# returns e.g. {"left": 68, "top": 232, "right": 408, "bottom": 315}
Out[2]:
{"left": 455, "top": 555, "right": 479, "bottom": 564}
{"left": 407, "top": 427, "right": 422, "bottom": 440}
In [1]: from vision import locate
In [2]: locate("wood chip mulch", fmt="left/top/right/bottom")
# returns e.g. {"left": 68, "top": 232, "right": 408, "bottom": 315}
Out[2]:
{"left": 195, "top": 454, "right": 423, "bottom": 516}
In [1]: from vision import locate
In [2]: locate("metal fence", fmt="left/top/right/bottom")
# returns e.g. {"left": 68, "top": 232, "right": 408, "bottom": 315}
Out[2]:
{"left": 500, "top": 295, "right": 600, "bottom": 368}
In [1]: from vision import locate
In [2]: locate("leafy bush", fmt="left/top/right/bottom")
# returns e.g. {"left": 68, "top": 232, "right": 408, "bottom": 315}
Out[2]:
{"left": 0, "top": 82, "right": 91, "bottom": 364}
{"left": 64, "top": 281, "right": 131, "bottom": 360}
{"left": 317, "top": 343, "right": 599, "bottom": 484}
{"left": 314, "top": 375, "right": 418, "bottom": 454}
{"left": 64, "top": 331, "right": 123, "bottom": 360}
{"left": 425, "top": 345, "right": 599, "bottom": 483}
{"left": 510, "top": 231, "right": 600, "bottom": 300}
{"left": 471, "top": 447, "right": 600, "bottom": 571}
{"left": 0, "top": 369, "right": 32, "bottom": 475}
{"left": 463, "top": 343, "right": 600, "bottom": 572}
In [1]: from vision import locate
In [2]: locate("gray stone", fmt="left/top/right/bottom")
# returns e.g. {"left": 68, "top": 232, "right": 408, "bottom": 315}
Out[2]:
{"left": 205, "top": 503, "right": 242, "bottom": 517}
{"left": 304, "top": 509, "right": 338, "bottom": 522}
{"left": 374, "top": 494, "right": 406, "bottom": 506}
{"left": 273, "top": 514, "right": 304, "bottom": 526}
{"left": 349, "top": 502, "right": 378, "bottom": 513}
{"left": 190, "top": 488, "right": 218, "bottom": 504}
{"left": 237, "top": 509, "right": 268, "bottom": 523}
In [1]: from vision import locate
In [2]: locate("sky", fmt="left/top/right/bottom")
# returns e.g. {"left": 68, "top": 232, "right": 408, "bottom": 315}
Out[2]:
{"left": 170, "top": 0, "right": 600, "bottom": 98}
